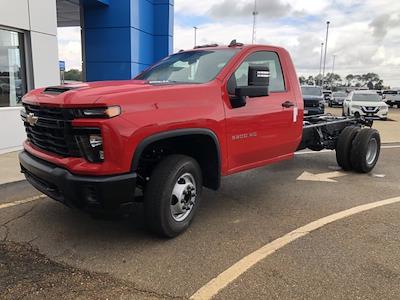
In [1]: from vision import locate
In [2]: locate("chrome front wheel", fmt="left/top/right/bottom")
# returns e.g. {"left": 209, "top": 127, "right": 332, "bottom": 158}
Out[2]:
{"left": 170, "top": 173, "right": 197, "bottom": 222}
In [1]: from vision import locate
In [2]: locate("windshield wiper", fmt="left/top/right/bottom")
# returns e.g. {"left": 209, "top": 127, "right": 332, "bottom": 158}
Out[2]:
{"left": 148, "top": 80, "right": 195, "bottom": 85}
{"left": 148, "top": 80, "right": 181, "bottom": 84}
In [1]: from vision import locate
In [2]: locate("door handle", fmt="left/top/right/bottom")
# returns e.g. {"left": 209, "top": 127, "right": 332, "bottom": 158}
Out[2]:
{"left": 282, "top": 101, "right": 295, "bottom": 108}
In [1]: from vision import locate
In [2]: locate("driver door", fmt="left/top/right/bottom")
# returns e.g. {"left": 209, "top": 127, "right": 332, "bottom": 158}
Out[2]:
{"left": 224, "top": 50, "right": 299, "bottom": 173}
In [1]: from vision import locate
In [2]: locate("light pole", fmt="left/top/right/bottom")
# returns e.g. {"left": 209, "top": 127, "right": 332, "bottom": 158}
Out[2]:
{"left": 193, "top": 26, "right": 199, "bottom": 47}
{"left": 252, "top": 0, "right": 258, "bottom": 44}
{"left": 319, "top": 42, "right": 324, "bottom": 86}
{"left": 331, "top": 54, "right": 336, "bottom": 74}
{"left": 331, "top": 54, "right": 336, "bottom": 89}
{"left": 322, "top": 21, "right": 330, "bottom": 87}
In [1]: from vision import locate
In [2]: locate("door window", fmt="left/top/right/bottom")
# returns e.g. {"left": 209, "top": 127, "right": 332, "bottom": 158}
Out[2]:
{"left": 233, "top": 51, "right": 285, "bottom": 92}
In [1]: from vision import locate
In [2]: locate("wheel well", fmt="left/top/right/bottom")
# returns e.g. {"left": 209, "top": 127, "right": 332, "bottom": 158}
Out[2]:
{"left": 132, "top": 131, "right": 221, "bottom": 190}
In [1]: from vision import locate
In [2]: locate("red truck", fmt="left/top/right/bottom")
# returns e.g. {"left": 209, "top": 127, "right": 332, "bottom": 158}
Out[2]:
{"left": 19, "top": 41, "right": 381, "bottom": 237}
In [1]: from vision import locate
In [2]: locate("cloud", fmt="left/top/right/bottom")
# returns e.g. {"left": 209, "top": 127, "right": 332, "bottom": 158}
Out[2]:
{"left": 370, "top": 13, "right": 400, "bottom": 41}
{"left": 57, "top": 27, "right": 82, "bottom": 70}
{"left": 56, "top": 0, "right": 400, "bottom": 87}
{"left": 208, "top": 0, "right": 291, "bottom": 19}
{"left": 173, "top": 0, "right": 400, "bottom": 87}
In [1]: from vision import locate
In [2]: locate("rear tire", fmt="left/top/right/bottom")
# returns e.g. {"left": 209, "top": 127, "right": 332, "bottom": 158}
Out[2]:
{"left": 350, "top": 128, "right": 381, "bottom": 173}
{"left": 335, "top": 126, "right": 360, "bottom": 170}
{"left": 144, "top": 155, "right": 202, "bottom": 238}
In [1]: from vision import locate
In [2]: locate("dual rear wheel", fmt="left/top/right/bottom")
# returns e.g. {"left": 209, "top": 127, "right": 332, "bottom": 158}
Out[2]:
{"left": 336, "top": 127, "right": 381, "bottom": 173}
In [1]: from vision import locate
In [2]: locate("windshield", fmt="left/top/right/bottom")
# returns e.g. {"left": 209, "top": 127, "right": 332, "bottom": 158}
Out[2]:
{"left": 136, "top": 50, "right": 238, "bottom": 84}
{"left": 383, "top": 91, "right": 398, "bottom": 95}
{"left": 352, "top": 93, "right": 380, "bottom": 102}
{"left": 301, "top": 87, "right": 322, "bottom": 96}
{"left": 333, "top": 92, "right": 347, "bottom": 97}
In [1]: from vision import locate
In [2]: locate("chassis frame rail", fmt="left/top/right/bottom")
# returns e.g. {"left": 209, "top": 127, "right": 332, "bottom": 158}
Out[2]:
{"left": 298, "top": 114, "right": 373, "bottom": 151}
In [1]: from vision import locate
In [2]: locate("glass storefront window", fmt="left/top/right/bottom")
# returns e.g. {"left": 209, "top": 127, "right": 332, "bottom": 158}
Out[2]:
{"left": 0, "top": 28, "right": 27, "bottom": 107}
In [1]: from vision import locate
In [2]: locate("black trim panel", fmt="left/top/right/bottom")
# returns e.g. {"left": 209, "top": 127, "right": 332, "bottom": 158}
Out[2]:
{"left": 131, "top": 128, "right": 221, "bottom": 189}
{"left": 19, "top": 151, "right": 137, "bottom": 213}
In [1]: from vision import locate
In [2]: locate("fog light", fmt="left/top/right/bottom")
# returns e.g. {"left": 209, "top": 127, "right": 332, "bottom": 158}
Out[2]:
{"left": 76, "top": 134, "right": 104, "bottom": 163}
{"left": 89, "top": 135, "right": 103, "bottom": 148}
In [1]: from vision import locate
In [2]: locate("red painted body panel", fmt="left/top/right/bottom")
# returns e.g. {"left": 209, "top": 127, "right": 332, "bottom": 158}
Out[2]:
{"left": 21, "top": 45, "right": 304, "bottom": 178}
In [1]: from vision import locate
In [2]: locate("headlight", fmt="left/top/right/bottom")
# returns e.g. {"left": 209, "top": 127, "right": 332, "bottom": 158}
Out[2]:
{"left": 380, "top": 105, "right": 388, "bottom": 110}
{"left": 352, "top": 105, "right": 361, "bottom": 109}
{"left": 76, "top": 106, "right": 121, "bottom": 118}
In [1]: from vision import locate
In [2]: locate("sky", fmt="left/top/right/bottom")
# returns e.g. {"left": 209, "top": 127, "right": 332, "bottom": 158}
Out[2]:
{"left": 58, "top": 0, "right": 400, "bottom": 87}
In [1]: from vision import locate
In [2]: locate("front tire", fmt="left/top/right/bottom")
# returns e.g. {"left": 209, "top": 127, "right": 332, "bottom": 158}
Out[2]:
{"left": 350, "top": 128, "right": 381, "bottom": 173}
{"left": 144, "top": 155, "right": 202, "bottom": 238}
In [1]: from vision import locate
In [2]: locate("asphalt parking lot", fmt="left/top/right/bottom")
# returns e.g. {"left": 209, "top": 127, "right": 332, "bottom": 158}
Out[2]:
{"left": 1, "top": 108, "right": 400, "bottom": 299}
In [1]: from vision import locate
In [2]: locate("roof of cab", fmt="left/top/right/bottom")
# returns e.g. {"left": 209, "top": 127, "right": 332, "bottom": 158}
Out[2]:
{"left": 177, "top": 43, "right": 287, "bottom": 53}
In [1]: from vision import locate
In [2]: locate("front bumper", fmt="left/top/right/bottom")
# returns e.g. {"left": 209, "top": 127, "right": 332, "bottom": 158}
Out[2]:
{"left": 19, "top": 151, "right": 137, "bottom": 213}
{"left": 330, "top": 99, "right": 344, "bottom": 106}
{"left": 350, "top": 108, "right": 388, "bottom": 120}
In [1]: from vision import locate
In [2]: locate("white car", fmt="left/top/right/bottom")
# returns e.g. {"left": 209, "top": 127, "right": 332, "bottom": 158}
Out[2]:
{"left": 343, "top": 90, "right": 388, "bottom": 120}
{"left": 382, "top": 90, "right": 400, "bottom": 108}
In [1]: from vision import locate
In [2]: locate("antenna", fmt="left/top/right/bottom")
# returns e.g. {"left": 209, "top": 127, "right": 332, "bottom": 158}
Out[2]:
{"left": 193, "top": 26, "right": 199, "bottom": 47}
{"left": 252, "top": 0, "right": 258, "bottom": 44}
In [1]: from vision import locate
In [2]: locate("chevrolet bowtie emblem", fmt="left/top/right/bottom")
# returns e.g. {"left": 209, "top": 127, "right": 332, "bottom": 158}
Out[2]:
{"left": 27, "top": 112, "right": 39, "bottom": 126}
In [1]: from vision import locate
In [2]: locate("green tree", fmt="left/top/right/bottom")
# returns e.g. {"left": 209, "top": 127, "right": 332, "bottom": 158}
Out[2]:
{"left": 374, "top": 80, "right": 384, "bottom": 90}
{"left": 307, "top": 75, "right": 315, "bottom": 85}
{"left": 299, "top": 76, "right": 306, "bottom": 85}
{"left": 325, "top": 73, "right": 342, "bottom": 88}
{"left": 64, "top": 69, "right": 82, "bottom": 81}
{"left": 345, "top": 74, "right": 354, "bottom": 86}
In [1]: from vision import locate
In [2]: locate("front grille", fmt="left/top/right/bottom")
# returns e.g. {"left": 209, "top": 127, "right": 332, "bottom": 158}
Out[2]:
{"left": 304, "top": 99, "right": 320, "bottom": 107}
{"left": 361, "top": 106, "right": 379, "bottom": 113}
{"left": 22, "top": 104, "right": 81, "bottom": 157}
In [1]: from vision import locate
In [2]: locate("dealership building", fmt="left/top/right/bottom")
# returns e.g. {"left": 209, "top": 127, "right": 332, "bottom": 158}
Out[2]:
{"left": 0, "top": 0, "right": 173, "bottom": 153}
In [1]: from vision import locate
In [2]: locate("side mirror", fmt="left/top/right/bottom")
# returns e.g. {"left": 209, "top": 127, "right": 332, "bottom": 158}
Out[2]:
{"left": 227, "top": 75, "right": 246, "bottom": 108}
{"left": 235, "top": 65, "right": 270, "bottom": 98}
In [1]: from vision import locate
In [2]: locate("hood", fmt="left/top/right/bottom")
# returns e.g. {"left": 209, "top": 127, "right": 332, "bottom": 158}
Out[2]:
{"left": 22, "top": 80, "right": 165, "bottom": 107}
{"left": 352, "top": 100, "right": 386, "bottom": 107}
{"left": 333, "top": 96, "right": 346, "bottom": 100}
{"left": 302, "top": 95, "right": 323, "bottom": 100}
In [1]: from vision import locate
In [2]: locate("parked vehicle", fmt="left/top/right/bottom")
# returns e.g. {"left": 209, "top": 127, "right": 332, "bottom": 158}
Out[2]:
{"left": 0, "top": 77, "right": 24, "bottom": 99}
{"left": 19, "top": 42, "right": 381, "bottom": 237}
{"left": 343, "top": 90, "right": 388, "bottom": 120}
{"left": 323, "top": 89, "right": 332, "bottom": 102}
{"left": 382, "top": 90, "right": 400, "bottom": 108}
{"left": 301, "top": 85, "right": 325, "bottom": 115}
{"left": 329, "top": 91, "right": 347, "bottom": 107}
